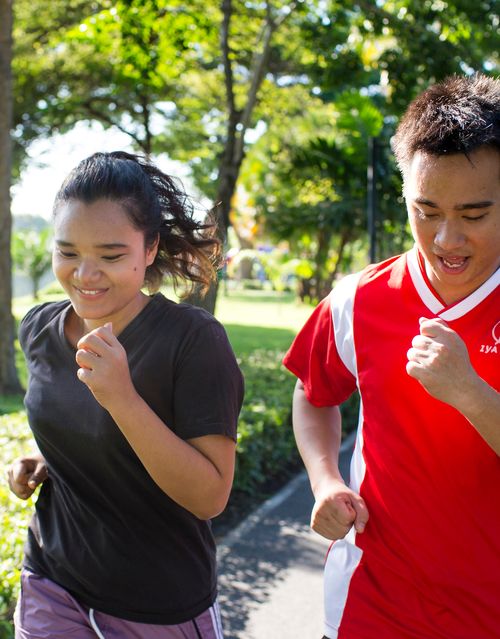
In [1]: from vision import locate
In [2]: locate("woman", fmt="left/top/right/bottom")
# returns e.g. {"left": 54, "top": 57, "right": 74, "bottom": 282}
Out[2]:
{"left": 8, "top": 151, "right": 244, "bottom": 639}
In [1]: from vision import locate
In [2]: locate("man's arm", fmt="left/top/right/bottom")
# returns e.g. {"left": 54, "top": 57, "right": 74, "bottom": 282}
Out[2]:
{"left": 407, "top": 318, "right": 500, "bottom": 455}
{"left": 292, "top": 380, "right": 369, "bottom": 540}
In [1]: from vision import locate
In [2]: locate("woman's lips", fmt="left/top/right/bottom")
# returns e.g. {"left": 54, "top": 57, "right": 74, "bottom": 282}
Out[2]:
{"left": 74, "top": 286, "right": 108, "bottom": 298}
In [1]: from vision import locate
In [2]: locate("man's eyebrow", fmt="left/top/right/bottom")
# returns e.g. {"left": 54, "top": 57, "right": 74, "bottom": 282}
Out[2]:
{"left": 454, "top": 201, "right": 494, "bottom": 211}
{"left": 55, "top": 240, "right": 129, "bottom": 249}
{"left": 414, "top": 197, "right": 494, "bottom": 211}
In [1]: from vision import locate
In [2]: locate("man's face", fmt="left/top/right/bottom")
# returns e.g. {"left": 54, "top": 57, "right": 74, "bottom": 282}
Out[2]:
{"left": 405, "top": 146, "right": 500, "bottom": 305}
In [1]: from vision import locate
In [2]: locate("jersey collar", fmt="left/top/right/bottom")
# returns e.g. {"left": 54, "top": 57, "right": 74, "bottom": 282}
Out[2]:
{"left": 407, "top": 247, "right": 500, "bottom": 321}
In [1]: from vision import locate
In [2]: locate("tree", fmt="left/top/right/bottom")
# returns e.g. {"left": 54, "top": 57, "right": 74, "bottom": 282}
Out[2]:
{"left": 11, "top": 0, "right": 311, "bottom": 312}
{"left": 243, "top": 89, "right": 403, "bottom": 297}
{"left": 0, "top": 0, "right": 22, "bottom": 395}
{"left": 9, "top": 0, "right": 499, "bottom": 312}
{"left": 304, "top": 0, "right": 499, "bottom": 115}
{"left": 239, "top": 0, "right": 498, "bottom": 297}
{"left": 12, "top": 229, "right": 53, "bottom": 300}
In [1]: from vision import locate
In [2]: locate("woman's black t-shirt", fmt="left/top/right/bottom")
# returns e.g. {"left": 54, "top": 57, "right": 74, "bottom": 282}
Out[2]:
{"left": 19, "top": 293, "right": 244, "bottom": 624}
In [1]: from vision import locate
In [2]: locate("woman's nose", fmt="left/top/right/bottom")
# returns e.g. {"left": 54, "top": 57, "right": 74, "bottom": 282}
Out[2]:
{"left": 74, "top": 259, "right": 101, "bottom": 283}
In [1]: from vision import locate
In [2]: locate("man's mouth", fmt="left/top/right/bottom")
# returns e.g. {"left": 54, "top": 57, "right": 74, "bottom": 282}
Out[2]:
{"left": 437, "top": 255, "right": 469, "bottom": 272}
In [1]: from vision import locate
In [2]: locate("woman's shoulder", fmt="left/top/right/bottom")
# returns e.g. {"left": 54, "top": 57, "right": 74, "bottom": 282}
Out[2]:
{"left": 22, "top": 299, "right": 71, "bottom": 326}
{"left": 147, "top": 294, "right": 232, "bottom": 355}
{"left": 19, "top": 299, "right": 71, "bottom": 346}
{"left": 152, "top": 293, "right": 222, "bottom": 331}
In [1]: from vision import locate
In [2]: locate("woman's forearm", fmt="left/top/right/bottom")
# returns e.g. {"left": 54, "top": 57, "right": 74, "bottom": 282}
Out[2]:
{"left": 108, "top": 391, "right": 235, "bottom": 519}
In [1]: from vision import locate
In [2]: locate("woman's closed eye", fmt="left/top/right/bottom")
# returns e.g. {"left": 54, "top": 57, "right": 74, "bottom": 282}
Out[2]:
{"left": 102, "top": 254, "right": 126, "bottom": 261}
{"left": 56, "top": 249, "right": 77, "bottom": 258}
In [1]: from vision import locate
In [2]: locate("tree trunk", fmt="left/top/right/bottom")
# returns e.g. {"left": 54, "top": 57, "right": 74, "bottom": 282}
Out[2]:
{"left": 314, "top": 227, "right": 332, "bottom": 301}
{"left": 330, "top": 228, "right": 352, "bottom": 283}
{"left": 183, "top": 0, "right": 297, "bottom": 315}
{"left": 0, "top": 0, "right": 22, "bottom": 394}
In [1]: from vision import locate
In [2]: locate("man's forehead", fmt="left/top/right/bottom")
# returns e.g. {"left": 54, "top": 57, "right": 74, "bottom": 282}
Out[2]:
{"left": 404, "top": 148, "right": 500, "bottom": 199}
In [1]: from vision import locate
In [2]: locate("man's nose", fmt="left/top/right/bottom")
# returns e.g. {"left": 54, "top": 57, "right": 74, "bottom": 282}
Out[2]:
{"left": 434, "top": 221, "right": 466, "bottom": 251}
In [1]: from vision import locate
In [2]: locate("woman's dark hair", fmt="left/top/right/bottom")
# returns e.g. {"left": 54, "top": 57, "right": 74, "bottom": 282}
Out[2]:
{"left": 392, "top": 74, "right": 500, "bottom": 176}
{"left": 53, "top": 151, "right": 221, "bottom": 295}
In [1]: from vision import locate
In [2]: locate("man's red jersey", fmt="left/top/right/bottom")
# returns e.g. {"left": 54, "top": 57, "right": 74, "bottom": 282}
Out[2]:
{"left": 283, "top": 248, "right": 500, "bottom": 639}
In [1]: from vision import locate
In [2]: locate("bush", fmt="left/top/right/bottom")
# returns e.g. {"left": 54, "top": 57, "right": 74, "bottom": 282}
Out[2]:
{"left": 234, "top": 349, "right": 299, "bottom": 496}
{"left": 0, "top": 411, "right": 35, "bottom": 636}
{"left": 233, "top": 348, "right": 359, "bottom": 497}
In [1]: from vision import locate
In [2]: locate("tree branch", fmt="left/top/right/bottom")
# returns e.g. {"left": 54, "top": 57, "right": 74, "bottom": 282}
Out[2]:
{"left": 81, "top": 99, "right": 146, "bottom": 151}
{"left": 220, "top": 0, "right": 236, "bottom": 121}
{"left": 234, "top": 0, "right": 299, "bottom": 164}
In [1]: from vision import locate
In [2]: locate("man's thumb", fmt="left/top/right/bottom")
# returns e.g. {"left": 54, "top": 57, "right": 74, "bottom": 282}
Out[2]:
{"left": 352, "top": 497, "right": 369, "bottom": 533}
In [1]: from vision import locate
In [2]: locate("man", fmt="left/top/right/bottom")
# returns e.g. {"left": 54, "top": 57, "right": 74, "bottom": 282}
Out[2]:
{"left": 283, "top": 74, "right": 499, "bottom": 639}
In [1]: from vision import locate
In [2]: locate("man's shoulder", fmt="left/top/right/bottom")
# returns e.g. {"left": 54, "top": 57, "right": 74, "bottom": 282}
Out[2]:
{"left": 359, "top": 252, "right": 408, "bottom": 286}
{"left": 330, "top": 253, "right": 408, "bottom": 307}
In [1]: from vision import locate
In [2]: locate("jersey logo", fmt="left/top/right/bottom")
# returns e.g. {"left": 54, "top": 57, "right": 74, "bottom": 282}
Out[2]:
{"left": 480, "top": 320, "right": 500, "bottom": 354}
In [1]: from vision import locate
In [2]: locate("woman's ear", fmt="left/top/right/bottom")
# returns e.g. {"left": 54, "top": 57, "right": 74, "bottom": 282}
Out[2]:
{"left": 146, "top": 233, "right": 160, "bottom": 266}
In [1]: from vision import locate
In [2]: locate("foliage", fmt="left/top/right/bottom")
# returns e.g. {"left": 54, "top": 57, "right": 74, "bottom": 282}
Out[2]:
{"left": 234, "top": 350, "right": 299, "bottom": 494}
{"left": 0, "top": 411, "right": 34, "bottom": 631}
{"left": 303, "top": 0, "right": 499, "bottom": 115}
{"left": 242, "top": 88, "right": 407, "bottom": 299}
{"left": 11, "top": 229, "right": 52, "bottom": 300}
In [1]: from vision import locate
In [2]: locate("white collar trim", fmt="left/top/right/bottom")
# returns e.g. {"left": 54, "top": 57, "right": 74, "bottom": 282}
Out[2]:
{"left": 407, "top": 247, "right": 500, "bottom": 321}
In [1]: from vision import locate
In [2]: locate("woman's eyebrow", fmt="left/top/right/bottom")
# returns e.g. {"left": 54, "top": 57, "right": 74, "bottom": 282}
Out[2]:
{"left": 55, "top": 239, "right": 129, "bottom": 249}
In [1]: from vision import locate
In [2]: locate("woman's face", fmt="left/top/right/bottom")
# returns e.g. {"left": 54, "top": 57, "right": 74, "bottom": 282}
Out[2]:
{"left": 52, "top": 198, "right": 157, "bottom": 334}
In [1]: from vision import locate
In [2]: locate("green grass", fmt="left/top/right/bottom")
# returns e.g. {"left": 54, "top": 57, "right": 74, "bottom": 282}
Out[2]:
{"left": 216, "top": 289, "right": 312, "bottom": 331}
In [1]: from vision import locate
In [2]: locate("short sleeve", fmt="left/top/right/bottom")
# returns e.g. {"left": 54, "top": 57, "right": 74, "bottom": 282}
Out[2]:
{"left": 18, "top": 304, "right": 44, "bottom": 354}
{"left": 283, "top": 291, "right": 357, "bottom": 407}
{"left": 173, "top": 321, "right": 244, "bottom": 441}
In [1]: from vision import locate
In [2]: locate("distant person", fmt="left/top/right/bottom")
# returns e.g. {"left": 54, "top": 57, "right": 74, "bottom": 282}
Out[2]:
{"left": 283, "top": 74, "right": 499, "bottom": 638}
{"left": 8, "top": 151, "right": 244, "bottom": 638}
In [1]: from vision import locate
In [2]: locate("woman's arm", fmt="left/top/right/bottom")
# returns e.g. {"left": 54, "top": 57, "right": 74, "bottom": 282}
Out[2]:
{"left": 76, "top": 323, "right": 236, "bottom": 519}
{"left": 109, "top": 394, "right": 235, "bottom": 520}
{"left": 7, "top": 452, "right": 48, "bottom": 500}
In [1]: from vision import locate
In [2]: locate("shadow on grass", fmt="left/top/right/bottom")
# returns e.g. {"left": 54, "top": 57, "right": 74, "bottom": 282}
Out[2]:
{"left": 224, "top": 324, "right": 296, "bottom": 356}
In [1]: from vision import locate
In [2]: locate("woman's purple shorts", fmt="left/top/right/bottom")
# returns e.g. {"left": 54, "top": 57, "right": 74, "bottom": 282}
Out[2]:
{"left": 14, "top": 570, "right": 224, "bottom": 639}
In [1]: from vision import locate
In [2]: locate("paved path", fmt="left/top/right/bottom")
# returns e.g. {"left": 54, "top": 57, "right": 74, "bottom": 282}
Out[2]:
{"left": 217, "top": 434, "right": 354, "bottom": 639}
